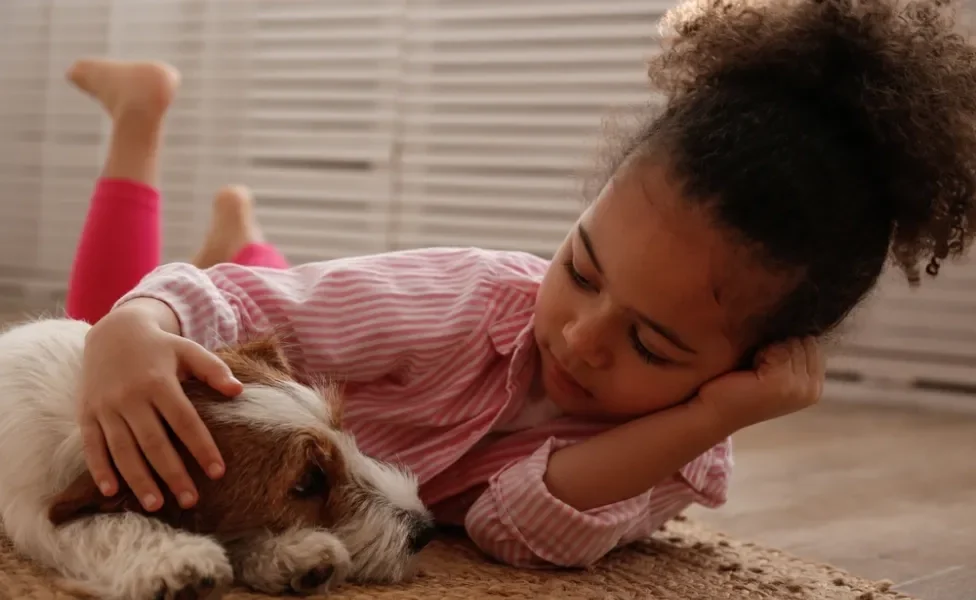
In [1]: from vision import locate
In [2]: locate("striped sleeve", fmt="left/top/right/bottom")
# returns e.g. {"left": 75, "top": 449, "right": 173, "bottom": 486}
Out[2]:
{"left": 463, "top": 437, "right": 733, "bottom": 568}
{"left": 113, "top": 249, "right": 499, "bottom": 382}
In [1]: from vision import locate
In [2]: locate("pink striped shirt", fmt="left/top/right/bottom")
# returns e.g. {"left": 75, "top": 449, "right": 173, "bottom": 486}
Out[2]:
{"left": 116, "top": 247, "right": 732, "bottom": 568}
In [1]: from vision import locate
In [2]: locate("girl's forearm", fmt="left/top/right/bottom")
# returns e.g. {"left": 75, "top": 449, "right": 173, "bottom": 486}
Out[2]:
{"left": 114, "top": 297, "right": 182, "bottom": 336}
{"left": 543, "top": 400, "right": 734, "bottom": 511}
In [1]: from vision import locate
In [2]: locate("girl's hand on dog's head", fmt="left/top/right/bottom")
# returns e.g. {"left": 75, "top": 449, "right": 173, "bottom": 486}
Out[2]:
{"left": 78, "top": 301, "right": 241, "bottom": 512}
{"left": 692, "top": 336, "right": 825, "bottom": 432}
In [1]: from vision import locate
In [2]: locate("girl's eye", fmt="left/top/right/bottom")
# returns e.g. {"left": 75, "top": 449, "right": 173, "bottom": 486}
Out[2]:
{"left": 628, "top": 327, "right": 671, "bottom": 366}
{"left": 563, "top": 260, "right": 596, "bottom": 291}
{"left": 562, "top": 258, "right": 670, "bottom": 366}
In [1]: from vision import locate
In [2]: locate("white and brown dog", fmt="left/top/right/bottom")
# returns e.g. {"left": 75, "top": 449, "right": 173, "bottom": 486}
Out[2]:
{"left": 0, "top": 317, "right": 434, "bottom": 599}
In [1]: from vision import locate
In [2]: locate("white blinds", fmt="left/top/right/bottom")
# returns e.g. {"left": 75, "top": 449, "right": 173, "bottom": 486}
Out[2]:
{"left": 237, "top": 1, "right": 404, "bottom": 264}
{"left": 0, "top": 0, "right": 114, "bottom": 308}
{"left": 0, "top": 0, "right": 974, "bottom": 408}
{"left": 825, "top": 256, "right": 976, "bottom": 410}
{"left": 394, "top": 1, "right": 662, "bottom": 255}
{"left": 0, "top": 2, "right": 49, "bottom": 304}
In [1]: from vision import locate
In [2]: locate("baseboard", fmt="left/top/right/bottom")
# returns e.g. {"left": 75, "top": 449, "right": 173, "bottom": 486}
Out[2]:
{"left": 824, "top": 380, "right": 976, "bottom": 417}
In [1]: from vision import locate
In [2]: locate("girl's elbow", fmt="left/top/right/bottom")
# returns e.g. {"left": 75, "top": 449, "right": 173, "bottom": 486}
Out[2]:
{"left": 472, "top": 535, "right": 611, "bottom": 570}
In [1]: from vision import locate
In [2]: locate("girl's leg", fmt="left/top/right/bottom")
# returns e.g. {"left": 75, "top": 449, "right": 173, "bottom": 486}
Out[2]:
{"left": 64, "top": 59, "right": 180, "bottom": 324}
{"left": 192, "top": 185, "right": 290, "bottom": 270}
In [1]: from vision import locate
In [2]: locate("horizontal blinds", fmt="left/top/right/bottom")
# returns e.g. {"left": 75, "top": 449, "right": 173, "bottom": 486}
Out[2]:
{"left": 0, "top": 0, "right": 116, "bottom": 308}
{"left": 233, "top": 1, "right": 405, "bottom": 265}
{"left": 0, "top": 0, "right": 52, "bottom": 305}
{"left": 0, "top": 1, "right": 974, "bottom": 410}
{"left": 827, "top": 255, "right": 976, "bottom": 399}
{"left": 394, "top": 0, "right": 665, "bottom": 256}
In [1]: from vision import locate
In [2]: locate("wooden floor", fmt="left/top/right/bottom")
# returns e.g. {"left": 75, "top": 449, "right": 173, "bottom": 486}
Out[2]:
{"left": 686, "top": 400, "right": 976, "bottom": 600}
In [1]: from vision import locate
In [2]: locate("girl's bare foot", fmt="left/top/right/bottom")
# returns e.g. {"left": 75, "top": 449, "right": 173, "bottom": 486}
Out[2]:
{"left": 192, "top": 186, "right": 265, "bottom": 269}
{"left": 66, "top": 58, "right": 180, "bottom": 123}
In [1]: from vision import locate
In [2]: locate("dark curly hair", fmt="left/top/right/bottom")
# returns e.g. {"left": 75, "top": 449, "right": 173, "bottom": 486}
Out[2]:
{"left": 606, "top": 0, "right": 976, "bottom": 349}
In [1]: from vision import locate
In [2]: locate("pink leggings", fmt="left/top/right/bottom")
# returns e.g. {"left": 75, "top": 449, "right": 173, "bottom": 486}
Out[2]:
{"left": 65, "top": 178, "right": 289, "bottom": 324}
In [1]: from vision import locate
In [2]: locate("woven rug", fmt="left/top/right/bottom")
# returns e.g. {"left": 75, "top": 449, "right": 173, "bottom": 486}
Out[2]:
{"left": 0, "top": 516, "right": 913, "bottom": 600}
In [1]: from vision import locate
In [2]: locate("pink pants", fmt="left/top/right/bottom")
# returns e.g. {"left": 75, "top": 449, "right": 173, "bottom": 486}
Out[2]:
{"left": 65, "top": 178, "right": 289, "bottom": 324}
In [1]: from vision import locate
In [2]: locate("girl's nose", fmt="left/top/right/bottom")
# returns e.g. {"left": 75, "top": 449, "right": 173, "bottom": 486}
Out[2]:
{"left": 563, "top": 311, "right": 613, "bottom": 370}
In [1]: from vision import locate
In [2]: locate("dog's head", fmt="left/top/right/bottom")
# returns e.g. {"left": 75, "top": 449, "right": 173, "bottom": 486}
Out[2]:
{"left": 49, "top": 337, "right": 434, "bottom": 584}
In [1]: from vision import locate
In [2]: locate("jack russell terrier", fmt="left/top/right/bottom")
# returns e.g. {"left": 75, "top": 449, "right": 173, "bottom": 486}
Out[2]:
{"left": 0, "top": 317, "right": 434, "bottom": 599}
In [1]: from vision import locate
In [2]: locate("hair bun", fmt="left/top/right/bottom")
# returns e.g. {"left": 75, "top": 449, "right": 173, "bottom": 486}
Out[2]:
{"left": 650, "top": 0, "right": 976, "bottom": 282}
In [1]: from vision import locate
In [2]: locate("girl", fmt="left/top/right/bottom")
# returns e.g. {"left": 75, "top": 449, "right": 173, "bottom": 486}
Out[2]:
{"left": 69, "top": 0, "right": 976, "bottom": 568}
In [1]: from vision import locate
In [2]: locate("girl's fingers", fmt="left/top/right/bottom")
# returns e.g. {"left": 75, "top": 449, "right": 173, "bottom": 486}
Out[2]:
{"left": 80, "top": 415, "right": 117, "bottom": 496}
{"left": 153, "top": 375, "right": 225, "bottom": 482}
{"left": 122, "top": 401, "right": 198, "bottom": 508}
{"left": 102, "top": 410, "right": 163, "bottom": 511}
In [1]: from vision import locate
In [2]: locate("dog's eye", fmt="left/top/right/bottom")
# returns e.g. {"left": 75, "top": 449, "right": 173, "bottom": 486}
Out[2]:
{"left": 291, "top": 465, "right": 328, "bottom": 499}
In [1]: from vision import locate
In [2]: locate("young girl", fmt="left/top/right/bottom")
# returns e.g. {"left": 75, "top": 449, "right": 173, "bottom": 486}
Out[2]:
{"left": 68, "top": 0, "right": 976, "bottom": 568}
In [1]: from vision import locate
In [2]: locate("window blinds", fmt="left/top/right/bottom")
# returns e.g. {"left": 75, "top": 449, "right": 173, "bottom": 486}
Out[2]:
{"left": 0, "top": 0, "right": 974, "bottom": 410}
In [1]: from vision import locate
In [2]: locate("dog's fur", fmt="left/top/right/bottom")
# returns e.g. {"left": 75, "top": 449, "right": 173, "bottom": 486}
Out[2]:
{"left": 0, "top": 317, "right": 434, "bottom": 599}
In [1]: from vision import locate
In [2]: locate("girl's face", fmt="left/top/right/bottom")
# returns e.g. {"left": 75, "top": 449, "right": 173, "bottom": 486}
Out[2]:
{"left": 534, "top": 160, "right": 777, "bottom": 421}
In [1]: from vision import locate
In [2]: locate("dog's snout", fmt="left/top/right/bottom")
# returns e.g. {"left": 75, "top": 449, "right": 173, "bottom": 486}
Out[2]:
{"left": 408, "top": 520, "right": 436, "bottom": 554}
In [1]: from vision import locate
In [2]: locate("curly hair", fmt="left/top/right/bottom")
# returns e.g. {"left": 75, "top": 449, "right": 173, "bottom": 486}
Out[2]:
{"left": 613, "top": 0, "right": 976, "bottom": 348}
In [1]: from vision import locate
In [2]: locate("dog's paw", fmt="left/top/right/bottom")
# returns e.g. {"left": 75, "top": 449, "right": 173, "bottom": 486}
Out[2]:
{"left": 288, "top": 563, "right": 340, "bottom": 595}
{"left": 144, "top": 536, "right": 233, "bottom": 600}
{"left": 233, "top": 528, "right": 351, "bottom": 596}
{"left": 280, "top": 531, "right": 350, "bottom": 595}
{"left": 150, "top": 574, "right": 221, "bottom": 600}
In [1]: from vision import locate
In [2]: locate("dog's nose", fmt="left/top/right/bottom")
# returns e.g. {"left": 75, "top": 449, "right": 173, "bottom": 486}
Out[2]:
{"left": 408, "top": 520, "right": 436, "bottom": 554}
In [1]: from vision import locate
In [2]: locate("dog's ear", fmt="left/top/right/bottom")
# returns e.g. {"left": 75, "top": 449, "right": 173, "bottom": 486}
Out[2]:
{"left": 240, "top": 337, "right": 291, "bottom": 374}
{"left": 215, "top": 337, "right": 292, "bottom": 380}
{"left": 47, "top": 472, "right": 142, "bottom": 526}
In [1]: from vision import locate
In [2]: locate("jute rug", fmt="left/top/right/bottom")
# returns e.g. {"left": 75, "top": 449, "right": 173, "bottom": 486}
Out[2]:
{"left": 0, "top": 516, "right": 913, "bottom": 600}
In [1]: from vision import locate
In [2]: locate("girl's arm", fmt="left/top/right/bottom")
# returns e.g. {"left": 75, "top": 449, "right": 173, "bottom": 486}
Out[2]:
{"left": 465, "top": 338, "right": 819, "bottom": 568}
{"left": 116, "top": 296, "right": 182, "bottom": 335}
{"left": 543, "top": 335, "right": 823, "bottom": 513}
{"left": 111, "top": 247, "right": 507, "bottom": 382}
{"left": 543, "top": 400, "right": 732, "bottom": 511}
{"left": 462, "top": 416, "right": 731, "bottom": 568}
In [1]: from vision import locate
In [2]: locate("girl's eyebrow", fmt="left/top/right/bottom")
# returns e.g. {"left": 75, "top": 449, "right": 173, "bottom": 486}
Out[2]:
{"left": 577, "top": 223, "right": 697, "bottom": 356}
{"left": 577, "top": 223, "right": 605, "bottom": 274}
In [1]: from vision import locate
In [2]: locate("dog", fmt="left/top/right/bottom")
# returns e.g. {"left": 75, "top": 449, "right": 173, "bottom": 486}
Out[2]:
{"left": 0, "top": 317, "right": 435, "bottom": 599}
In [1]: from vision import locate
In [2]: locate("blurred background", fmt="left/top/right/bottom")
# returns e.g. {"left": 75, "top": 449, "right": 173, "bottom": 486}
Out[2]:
{"left": 0, "top": 1, "right": 974, "bottom": 597}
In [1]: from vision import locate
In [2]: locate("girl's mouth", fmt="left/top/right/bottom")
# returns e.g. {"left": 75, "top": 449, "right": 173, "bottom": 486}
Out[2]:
{"left": 543, "top": 348, "right": 590, "bottom": 402}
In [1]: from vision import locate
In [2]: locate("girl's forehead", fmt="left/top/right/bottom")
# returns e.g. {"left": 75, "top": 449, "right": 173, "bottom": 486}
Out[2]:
{"left": 586, "top": 163, "right": 727, "bottom": 285}
{"left": 584, "top": 162, "right": 785, "bottom": 343}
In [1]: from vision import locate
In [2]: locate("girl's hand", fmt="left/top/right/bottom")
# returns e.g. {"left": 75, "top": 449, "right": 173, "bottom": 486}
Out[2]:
{"left": 78, "top": 303, "right": 243, "bottom": 511}
{"left": 695, "top": 336, "right": 825, "bottom": 432}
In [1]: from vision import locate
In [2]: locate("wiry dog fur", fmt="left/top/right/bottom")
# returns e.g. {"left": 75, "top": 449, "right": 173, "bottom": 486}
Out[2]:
{"left": 0, "top": 317, "right": 434, "bottom": 599}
